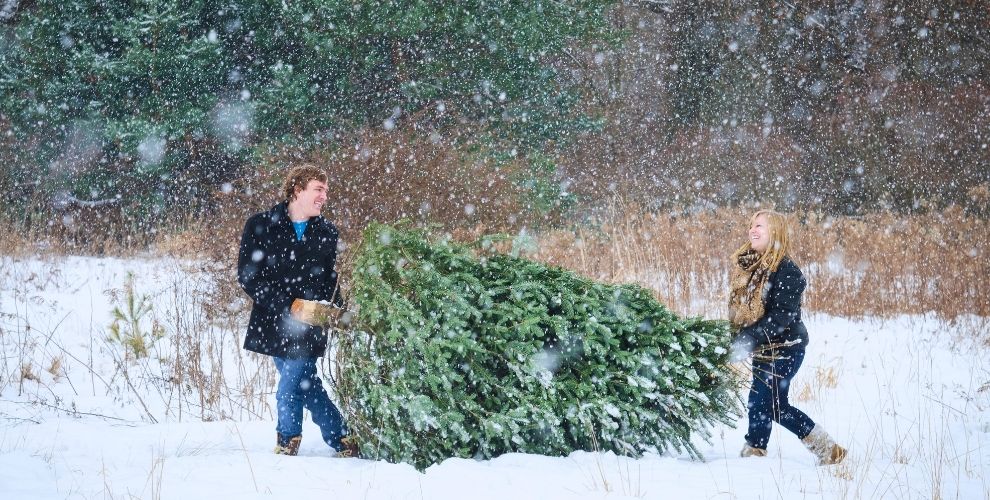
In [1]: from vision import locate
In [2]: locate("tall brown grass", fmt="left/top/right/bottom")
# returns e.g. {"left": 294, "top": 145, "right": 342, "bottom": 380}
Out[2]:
{"left": 530, "top": 204, "right": 989, "bottom": 323}
{"left": 4, "top": 199, "right": 987, "bottom": 326}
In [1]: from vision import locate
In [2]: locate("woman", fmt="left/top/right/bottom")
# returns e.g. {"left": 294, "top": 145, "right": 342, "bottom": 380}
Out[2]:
{"left": 728, "top": 210, "right": 847, "bottom": 465}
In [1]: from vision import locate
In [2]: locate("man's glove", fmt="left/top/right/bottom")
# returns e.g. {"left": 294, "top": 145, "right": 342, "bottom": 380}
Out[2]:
{"left": 290, "top": 298, "right": 345, "bottom": 327}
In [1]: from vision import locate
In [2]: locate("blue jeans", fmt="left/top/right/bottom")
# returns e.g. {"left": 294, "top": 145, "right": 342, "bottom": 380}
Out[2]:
{"left": 273, "top": 357, "right": 346, "bottom": 449}
{"left": 745, "top": 344, "right": 816, "bottom": 449}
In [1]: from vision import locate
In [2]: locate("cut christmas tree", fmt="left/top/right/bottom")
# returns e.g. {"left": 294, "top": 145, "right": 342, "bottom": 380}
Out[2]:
{"left": 334, "top": 223, "right": 740, "bottom": 469}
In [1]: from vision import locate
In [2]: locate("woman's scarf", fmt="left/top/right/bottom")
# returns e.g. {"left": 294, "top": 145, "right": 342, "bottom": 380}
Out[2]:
{"left": 728, "top": 247, "right": 773, "bottom": 328}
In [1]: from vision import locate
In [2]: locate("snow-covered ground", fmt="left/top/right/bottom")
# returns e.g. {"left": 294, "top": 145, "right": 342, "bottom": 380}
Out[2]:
{"left": 2, "top": 256, "right": 988, "bottom": 499}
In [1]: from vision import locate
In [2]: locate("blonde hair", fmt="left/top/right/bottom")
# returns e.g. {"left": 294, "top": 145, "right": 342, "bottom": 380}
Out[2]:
{"left": 738, "top": 209, "right": 791, "bottom": 272}
{"left": 282, "top": 164, "right": 328, "bottom": 202}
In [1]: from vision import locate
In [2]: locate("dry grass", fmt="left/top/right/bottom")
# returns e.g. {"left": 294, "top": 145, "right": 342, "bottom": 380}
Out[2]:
{"left": 528, "top": 204, "right": 989, "bottom": 324}
{"left": 46, "top": 355, "right": 63, "bottom": 381}
{"left": 795, "top": 362, "right": 841, "bottom": 404}
{"left": 19, "top": 363, "right": 38, "bottom": 383}
{"left": 4, "top": 200, "right": 986, "bottom": 358}
{"left": 3, "top": 199, "right": 987, "bottom": 427}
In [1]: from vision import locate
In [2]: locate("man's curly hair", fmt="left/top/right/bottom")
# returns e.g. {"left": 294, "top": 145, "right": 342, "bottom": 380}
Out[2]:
{"left": 282, "top": 164, "right": 328, "bottom": 202}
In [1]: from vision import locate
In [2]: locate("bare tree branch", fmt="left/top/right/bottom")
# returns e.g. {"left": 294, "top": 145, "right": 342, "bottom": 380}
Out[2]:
{"left": 627, "top": 0, "right": 673, "bottom": 15}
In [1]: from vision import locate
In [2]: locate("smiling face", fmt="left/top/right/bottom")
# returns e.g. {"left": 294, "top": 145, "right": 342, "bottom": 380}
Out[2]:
{"left": 288, "top": 179, "right": 328, "bottom": 220}
{"left": 748, "top": 213, "right": 771, "bottom": 254}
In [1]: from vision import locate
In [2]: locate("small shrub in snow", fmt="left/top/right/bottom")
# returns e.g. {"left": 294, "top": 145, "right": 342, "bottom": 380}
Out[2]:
{"left": 107, "top": 273, "right": 164, "bottom": 360}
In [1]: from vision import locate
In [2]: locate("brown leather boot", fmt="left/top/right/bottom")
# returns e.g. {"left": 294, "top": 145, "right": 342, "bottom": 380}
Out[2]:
{"left": 802, "top": 426, "right": 847, "bottom": 465}
{"left": 275, "top": 433, "right": 302, "bottom": 456}
{"left": 740, "top": 443, "right": 767, "bottom": 458}
{"left": 335, "top": 435, "right": 360, "bottom": 458}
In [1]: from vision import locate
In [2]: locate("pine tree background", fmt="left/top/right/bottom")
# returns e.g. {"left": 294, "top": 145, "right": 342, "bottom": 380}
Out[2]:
{"left": 2, "top": 1, "right": 987, "bottom": 240}
{"left": 0, "top": 0, "right": 616, "bottom": 223}
{"left": 335, "top": 223, "right": 740, "bottom": 469}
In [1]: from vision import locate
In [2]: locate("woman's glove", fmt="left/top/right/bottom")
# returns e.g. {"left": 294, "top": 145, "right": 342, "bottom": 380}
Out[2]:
{"left": 729, "top": 332, "right": 756, "bottom": 363}
{"left": 290, "top": 298, "right": 345, "bottom": 327}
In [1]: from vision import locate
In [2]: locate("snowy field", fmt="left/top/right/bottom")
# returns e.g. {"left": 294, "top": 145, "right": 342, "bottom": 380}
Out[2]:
{"left": 1, "top": 256, "right": 988, "bottom": 499}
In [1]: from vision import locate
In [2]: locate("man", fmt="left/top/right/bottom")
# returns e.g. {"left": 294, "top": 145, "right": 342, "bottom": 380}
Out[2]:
{"left": 237, "top": 164, "right": 355, "bottom": 457}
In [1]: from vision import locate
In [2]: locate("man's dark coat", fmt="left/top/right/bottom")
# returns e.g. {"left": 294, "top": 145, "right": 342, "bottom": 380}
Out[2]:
{"left": 237, "top": 202, "right": 342, "bottom": 359}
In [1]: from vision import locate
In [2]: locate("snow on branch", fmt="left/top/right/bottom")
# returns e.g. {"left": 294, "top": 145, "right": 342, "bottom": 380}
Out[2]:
{"left": 0, "top": 0, "right": 21, "bottom": 22}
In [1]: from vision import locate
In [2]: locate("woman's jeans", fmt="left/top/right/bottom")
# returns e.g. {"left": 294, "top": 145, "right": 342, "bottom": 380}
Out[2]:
{"left": 745, "top": 343, "right": 816, "bottom": 449}
{"left": 273, "top": 357, "right": 345, "bottom": 449}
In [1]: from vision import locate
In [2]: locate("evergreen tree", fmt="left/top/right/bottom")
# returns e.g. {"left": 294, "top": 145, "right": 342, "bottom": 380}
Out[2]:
{"left": 1, "top": 0, "right": 618, "bottom": 222}
{"left": 335, "top": 223, "right": 740, "bottom": 469}
{"left": 1, "top": 0, "right": 232, "bottom": 214}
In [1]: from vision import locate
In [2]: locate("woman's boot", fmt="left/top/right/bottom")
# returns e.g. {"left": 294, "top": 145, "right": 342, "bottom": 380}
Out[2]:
{"left": 802, "top": 426, "right": 847, "bottom": 465}
{"left": 740, "top": 443, "right": 767, "bottom": 458}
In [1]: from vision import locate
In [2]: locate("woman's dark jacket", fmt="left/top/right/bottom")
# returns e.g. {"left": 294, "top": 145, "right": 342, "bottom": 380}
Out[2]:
{"left": 237, "top": 202, "right": 342, "bottom": 359}
{"left": 736, "top": 257, "right": 809, "bottom": 350}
